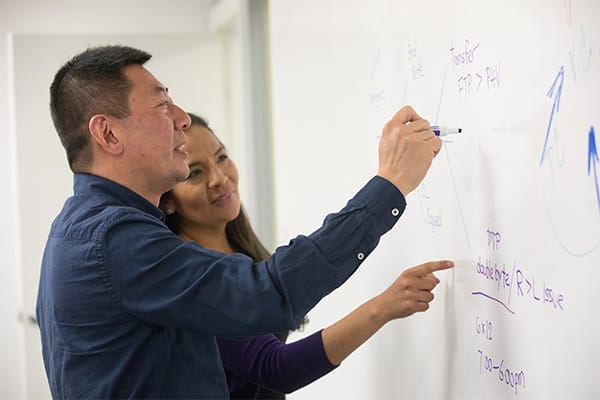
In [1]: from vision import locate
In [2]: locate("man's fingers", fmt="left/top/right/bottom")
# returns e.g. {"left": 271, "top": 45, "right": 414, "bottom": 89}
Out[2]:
{"left": 405, "top": 119, "right": 431, "bottom": 134}
{"left": 389, "top": 105, "right": 422, "bottom": 125}
{"left": 414, "top": 130, "right": 443, "bottom": 154}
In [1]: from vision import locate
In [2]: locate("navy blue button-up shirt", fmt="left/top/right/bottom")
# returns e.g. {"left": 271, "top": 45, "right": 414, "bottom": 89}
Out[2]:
{"left": 36, "top": 173, "right": 405, "bottom": 399}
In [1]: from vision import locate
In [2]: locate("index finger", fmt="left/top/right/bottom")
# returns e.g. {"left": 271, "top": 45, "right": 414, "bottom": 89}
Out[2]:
{"left": 388, "top": 105, "right": 423, "bottom": 125}
{"left": 409, "top": 260, "right": 454, "bottom": 277}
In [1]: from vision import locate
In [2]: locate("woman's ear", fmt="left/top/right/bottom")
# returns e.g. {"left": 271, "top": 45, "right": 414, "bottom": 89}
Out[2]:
{"left": 159, "top": 195, "right": 176, "bottom": 215}
{"left": 89, "top": 114, "right": 123, "bottom": 155}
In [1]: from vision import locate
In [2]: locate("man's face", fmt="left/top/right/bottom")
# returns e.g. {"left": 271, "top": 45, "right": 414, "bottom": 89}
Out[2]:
{"left": 113, "top": 64, "right": 191, "bottom": 199}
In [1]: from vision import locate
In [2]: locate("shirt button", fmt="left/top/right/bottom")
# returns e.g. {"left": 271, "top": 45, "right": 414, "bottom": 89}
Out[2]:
{"left": 391, "top": 208, "right": 400, "bottom": 216}
{"left": 357, "top": 252, "right": 365, "bottom": 261}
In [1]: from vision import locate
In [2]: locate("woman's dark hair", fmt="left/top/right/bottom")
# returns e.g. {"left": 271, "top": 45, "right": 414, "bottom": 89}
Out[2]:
{"left": 50, "top": 45, "right": 152, "bottom": 172}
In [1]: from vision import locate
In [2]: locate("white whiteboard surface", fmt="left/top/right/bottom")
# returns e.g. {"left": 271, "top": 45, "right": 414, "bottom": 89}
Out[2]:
{"left": 269, "top": 1, "right": 600, "bottom": 399}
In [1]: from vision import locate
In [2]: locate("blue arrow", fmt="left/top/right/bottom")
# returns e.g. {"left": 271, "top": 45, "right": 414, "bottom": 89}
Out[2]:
{"left": 588, "top": 126, "right": 600, "bottom": 214}
{"left": 540, "top": 66, "right": 565, "bottom": 166}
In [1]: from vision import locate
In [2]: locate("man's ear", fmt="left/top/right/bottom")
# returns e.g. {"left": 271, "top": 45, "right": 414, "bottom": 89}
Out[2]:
{"left": 89, "top": 114, "right": 123, "bottom": 155}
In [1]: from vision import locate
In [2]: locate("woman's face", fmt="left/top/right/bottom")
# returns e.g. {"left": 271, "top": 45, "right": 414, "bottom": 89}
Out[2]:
{"left": 167, "top": 124, "right": 241, "bottom": 231}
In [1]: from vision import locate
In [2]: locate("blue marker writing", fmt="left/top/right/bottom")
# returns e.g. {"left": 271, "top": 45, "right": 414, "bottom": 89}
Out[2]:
{"left": 431, "top": 125, "right": 462, "bottom": 137}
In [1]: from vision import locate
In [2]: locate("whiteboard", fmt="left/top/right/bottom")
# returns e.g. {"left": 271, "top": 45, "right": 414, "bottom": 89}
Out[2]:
{"left": 269, "top": 1, "right": 600, "bottom": 399}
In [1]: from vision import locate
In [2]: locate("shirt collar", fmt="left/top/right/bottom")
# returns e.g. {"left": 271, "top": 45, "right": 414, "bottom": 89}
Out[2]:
{"left": 73, "top": 173, "right": 166, "bottom": 221}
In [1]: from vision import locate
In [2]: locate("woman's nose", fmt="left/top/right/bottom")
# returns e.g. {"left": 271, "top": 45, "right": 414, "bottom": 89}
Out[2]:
{"left": 208, "top": 168, "right": 228, "bottom": 188}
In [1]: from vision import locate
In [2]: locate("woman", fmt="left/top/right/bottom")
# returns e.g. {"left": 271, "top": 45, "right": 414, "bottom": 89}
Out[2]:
{"left": 160, "top": 113, "right": 452, "bottom": 399}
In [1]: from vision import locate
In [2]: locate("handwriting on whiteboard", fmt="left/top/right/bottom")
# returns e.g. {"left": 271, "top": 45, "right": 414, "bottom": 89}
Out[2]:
{"left": 475, "top": 315, "right": 526, "bottom": 394}
{"left": 368, "top": 48, "right": 386, "bottom": 108}
{"left": 588, "top": 126, "right": 600, "bottom": 214}
{"left": 450, "top": 38, "right": 501, "bottom": 97}
{"left": 408, "top": 38, "right": 424, "bottom": 81}
{"left": 472, "top": 229, "right": 565, "bottom": 314}
{"left": 477, "top": 348, "right": 526, "bottom": 395}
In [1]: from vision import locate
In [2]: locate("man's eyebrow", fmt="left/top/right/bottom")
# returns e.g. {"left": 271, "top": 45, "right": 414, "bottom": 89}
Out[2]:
{"left": 153, "top": 86, "right": 169, "bottom": 95}
{"left": 214, "top": 145, "right": 226, "bottom": 156}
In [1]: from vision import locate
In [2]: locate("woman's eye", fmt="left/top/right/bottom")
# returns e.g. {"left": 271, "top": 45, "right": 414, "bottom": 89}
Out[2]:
{"left": 187, "top": 169, "right": 202, "bottom": 180}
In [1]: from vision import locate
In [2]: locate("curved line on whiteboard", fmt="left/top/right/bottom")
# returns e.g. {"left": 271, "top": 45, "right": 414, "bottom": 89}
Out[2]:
{"left": 471, "top": 291, "right": 515, "bottom": 315}
{"left": 540, "top": 172, "right": 600, "bottom": 257}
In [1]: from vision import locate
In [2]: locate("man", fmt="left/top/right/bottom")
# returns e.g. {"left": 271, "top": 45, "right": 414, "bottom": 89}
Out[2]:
{"left": 37, "top": 45, "right": 446, "bottom": 399}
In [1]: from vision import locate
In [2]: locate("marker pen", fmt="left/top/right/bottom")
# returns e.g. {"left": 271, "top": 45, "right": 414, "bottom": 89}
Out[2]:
{"left": 431, "top": 125, "right": 462, "bottom": 137}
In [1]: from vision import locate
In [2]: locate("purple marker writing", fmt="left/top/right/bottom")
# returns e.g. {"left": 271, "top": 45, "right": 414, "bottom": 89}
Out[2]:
{"left": 431, "top": 125, "right": 462, "bottom": 136}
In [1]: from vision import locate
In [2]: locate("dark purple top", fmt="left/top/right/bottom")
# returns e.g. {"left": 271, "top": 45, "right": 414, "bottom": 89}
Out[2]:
{"left": 217, "top": 330, "right": 337, "bottom": 399}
